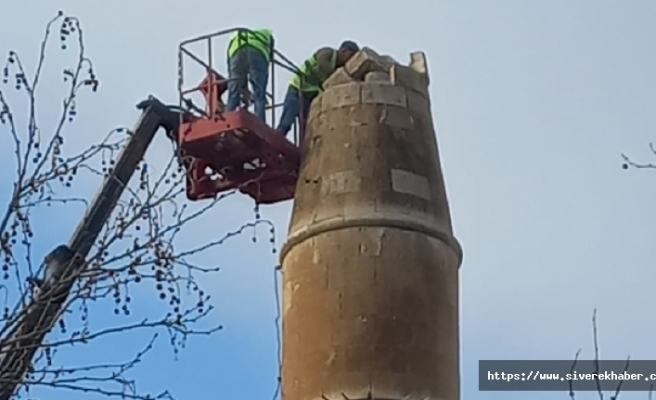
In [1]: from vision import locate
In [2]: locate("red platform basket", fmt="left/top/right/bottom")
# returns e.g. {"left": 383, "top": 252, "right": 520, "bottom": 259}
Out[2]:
{"left": 178, "top": 109, "right": 301, "bottom": 204}
{"left": 177, "top": 28, "right": 304, "bottom": 204}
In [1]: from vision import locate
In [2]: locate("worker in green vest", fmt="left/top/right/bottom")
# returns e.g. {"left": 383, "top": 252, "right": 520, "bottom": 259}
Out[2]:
{"left": 226, "top": 28, "right": 274, "bottom": 122}
{"left": 276, "top": 40, "right": 359, "bottom": 136}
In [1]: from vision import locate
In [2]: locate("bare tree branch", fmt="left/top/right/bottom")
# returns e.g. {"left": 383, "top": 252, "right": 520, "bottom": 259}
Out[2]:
{"left": 621, "top": 143, "right": 656, "bottom": 170}
{"left": 568, "top": 310, "right": 646, "bottom": 400}
{"left": 568, "top": 348, "right": 581, "bottom": 400}
{"left": 0, "top": 12, "right": 277, "bottom": 399}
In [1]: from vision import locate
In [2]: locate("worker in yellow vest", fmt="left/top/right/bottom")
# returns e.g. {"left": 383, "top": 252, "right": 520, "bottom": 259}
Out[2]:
{"left": 226, "top": 28, "right": 274, "bottom": 122}
{"left": 276, "top": 40, "right": 359, "bottom": 136}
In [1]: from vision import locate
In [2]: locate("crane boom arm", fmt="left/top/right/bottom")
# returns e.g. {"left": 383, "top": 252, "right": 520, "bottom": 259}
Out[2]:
{"left": 0, "top": 97, "right": 180, "bottom": 399}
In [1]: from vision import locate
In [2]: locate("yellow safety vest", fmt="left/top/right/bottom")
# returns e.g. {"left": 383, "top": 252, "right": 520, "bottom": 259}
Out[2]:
{"left": 227, "top": 28, "right": 273, "bottom": 62}
{"left": 290, "top": 49, "right": 337, "bottom": 93}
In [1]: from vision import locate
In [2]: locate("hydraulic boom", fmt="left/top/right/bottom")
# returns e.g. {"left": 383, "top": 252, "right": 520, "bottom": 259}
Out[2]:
{"left": 0, "top": 97, "right": 181, "bottom": 400}
{"left": 0, "top": 27, "right": 304, "bottom": 398}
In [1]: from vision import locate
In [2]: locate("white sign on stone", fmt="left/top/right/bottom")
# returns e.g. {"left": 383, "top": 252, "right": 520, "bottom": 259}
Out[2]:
{"left": 390, "top": 169, "right": 431, "bottom": 201}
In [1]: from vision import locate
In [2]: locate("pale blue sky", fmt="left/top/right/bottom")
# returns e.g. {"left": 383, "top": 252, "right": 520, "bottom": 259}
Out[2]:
{"left": 1, "top": 1, "right": 656, "bottom": 399}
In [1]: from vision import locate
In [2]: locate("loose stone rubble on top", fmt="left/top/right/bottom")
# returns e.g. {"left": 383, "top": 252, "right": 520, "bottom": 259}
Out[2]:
{"left": 322, "top": 46, "right": 429, "bottom": 94}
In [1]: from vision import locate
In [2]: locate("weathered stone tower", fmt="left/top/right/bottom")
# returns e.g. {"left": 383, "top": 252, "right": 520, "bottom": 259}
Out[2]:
{"left": 279, "top": 49, "right": 463, "bottom": 400}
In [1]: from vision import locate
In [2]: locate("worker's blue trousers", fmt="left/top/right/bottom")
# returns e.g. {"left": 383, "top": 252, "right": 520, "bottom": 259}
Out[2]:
{"left": 276, "top": 86, "right": 315, "bottom": 136}
{"left": 226, "top": 47, "right": 269, "bottom": 122}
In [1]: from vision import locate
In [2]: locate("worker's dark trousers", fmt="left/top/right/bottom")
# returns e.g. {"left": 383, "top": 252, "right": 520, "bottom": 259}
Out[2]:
{"left": 276, "top": 86, "right": 316, "bottom": 136}
{"left": 226, "top": 47, "right": 269, "bottom": 122}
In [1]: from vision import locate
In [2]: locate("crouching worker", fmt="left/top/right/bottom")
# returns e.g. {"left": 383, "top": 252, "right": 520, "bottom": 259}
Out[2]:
{"left": 226, "top": 28, "right": 274, "bottom": 122}
{"left": 276, "top": 40, "right": 359, "bottom": 137}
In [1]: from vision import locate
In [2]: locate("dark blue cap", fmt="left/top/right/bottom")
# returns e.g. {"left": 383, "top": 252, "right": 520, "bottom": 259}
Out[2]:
{"left": 339, "top": 40, "right": 359, "bottom": 52}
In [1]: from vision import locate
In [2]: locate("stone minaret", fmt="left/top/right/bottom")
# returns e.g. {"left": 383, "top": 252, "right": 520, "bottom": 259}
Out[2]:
{"left": 280, "top": 49, "right": 463, "bottom": 400}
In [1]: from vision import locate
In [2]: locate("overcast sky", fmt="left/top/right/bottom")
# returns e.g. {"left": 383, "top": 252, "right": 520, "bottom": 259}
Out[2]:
{"left": 1, "top": 1, "right": 656, "bottom": 399}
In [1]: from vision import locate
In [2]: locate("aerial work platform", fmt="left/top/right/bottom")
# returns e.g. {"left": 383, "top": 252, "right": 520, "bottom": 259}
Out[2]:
{"left": 176, "top": 29, "right": 303, "bottom": 204}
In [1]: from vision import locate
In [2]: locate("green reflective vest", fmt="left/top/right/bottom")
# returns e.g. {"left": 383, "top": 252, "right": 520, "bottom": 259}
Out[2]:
{"left": 227, "top": 28, "right": 273, "bottom": 62}
{"left": 290, "top": 49, "right": 337, "bottom": 93}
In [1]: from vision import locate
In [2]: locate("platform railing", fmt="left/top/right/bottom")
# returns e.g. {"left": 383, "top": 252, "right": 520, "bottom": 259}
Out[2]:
{"left": 177, "top": 28, "right": 307, "bottom": 146}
